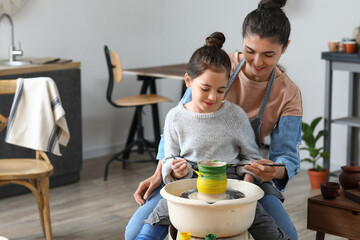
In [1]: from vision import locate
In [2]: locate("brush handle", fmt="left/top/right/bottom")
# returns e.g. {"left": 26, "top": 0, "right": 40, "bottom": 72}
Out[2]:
{"left": 187, "top": 165, "right": 203, "bottom": 176}
{"left": 230, "top": 163, "right": 286, "bottom": 167}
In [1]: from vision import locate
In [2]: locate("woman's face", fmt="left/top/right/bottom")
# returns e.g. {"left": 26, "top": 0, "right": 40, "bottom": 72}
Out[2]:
{"left": 185, "top": 69, "right": 228, "bottom": 113}
{"left": 243, "top": 34, "right": 289, "bottom": 82}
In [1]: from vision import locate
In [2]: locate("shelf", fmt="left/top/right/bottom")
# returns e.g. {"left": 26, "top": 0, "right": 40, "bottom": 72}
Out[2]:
{"left": 322, "top": 52, "right": 360, "bottom": 63}
{"left": 331, "top": 117, "right": 360, "bottom": 127}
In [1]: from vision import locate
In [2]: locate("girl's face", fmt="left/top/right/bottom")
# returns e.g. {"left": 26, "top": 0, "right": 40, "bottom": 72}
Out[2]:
{"left": 185, "top": 69, "right": 228, "bottom": 113}
{"left": 243, "top": 34, "right": 289, "bottom": 82}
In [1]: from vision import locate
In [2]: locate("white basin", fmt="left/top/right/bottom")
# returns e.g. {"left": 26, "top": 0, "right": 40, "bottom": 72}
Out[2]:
{"left": 0, "top": 60, "right": 31, "bottom": 67}
{"left": 160, "top": 179, "right": 264, "bottom": 238}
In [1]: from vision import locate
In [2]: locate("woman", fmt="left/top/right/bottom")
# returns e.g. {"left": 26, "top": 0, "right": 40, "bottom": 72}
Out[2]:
{"left": 126, "top": 0, "right": 302, "bottom": 239}
{"left": 135, "top": 31, "right": 290, "bottom": 240}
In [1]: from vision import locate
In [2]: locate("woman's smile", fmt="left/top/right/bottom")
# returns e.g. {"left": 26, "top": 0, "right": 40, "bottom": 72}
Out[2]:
{"left": 253, "top": 65, "right": 265, "bottom": 71}
{"left": 243, "top": 35, "right": 287, "bottom": 82}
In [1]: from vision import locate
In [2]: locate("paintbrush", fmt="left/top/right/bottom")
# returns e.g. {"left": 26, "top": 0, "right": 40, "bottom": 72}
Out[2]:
{"left": 168, "top": 154, "right": 203, "bottom": 176}
{"left": 229, "top": 163, "right": 286, "bottom": 167}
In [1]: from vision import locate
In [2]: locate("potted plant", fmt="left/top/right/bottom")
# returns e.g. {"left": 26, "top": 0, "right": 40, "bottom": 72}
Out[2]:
{"left": 300, "top": 116, "right": 330, "bottom": 188}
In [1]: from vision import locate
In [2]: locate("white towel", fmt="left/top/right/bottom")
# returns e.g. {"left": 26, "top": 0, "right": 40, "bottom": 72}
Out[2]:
{"left": 5, "top": 77, "right": 70, "bottom": 156}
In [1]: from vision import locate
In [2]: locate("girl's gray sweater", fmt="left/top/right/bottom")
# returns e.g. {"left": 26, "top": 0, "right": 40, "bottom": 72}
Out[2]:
{"left": 162, "top": 101, "right": 262, "bottom": 184}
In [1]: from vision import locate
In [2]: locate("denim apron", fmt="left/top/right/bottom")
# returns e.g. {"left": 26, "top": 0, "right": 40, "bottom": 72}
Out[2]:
{"left": 225, "top": 58, "right": 276, "bottom": 148}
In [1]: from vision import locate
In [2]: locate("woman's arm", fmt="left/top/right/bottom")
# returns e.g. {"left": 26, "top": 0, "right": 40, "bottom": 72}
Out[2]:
{"left": 269, "top": 115, "right": 302, "bottom": 191}
{"left": 243, "top": 116, "right": 301, "bottom": 189}
{"left": 133, "top": 160, "right": 163, "bottom": 205}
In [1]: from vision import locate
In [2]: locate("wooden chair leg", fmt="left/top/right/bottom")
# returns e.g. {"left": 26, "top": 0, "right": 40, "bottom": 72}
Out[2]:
{"left": 41, "top": 177, "right": 53, "bottom": 240}
{"left": 31, "top": 178, "right": 46, "bottom": 237}
{"left": 36, "top": 192, "right": 46, "bottom": 237}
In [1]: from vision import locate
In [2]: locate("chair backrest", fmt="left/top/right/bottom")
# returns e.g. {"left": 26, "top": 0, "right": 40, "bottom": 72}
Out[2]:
{"left": 0, "top": 79, "right": 17, "bottom": 95}
{"left": 104, "top": 45, "right": 123, "bottom": 83}
{"left": 104, "top": 45, "right": 124, "bottom": 107}
{"left": 0, "top": 79, "right": 16, "bottom": 132}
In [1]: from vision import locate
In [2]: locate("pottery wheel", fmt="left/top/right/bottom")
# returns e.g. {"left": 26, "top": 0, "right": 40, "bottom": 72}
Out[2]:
{"left": 180, "top": 188, "right": 245, "bottom": 203}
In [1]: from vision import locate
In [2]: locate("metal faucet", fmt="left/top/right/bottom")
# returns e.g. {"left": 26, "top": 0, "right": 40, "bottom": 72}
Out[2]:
{"left": 0, "top": 13, "right": 23, "bottom": 63}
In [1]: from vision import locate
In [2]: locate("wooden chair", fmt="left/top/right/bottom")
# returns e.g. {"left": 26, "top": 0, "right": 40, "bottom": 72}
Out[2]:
{"left": 104, "top": 46, "right": 171, "bottom": 180}
{"left": 0, "top": 79, "right": 54, "bottom": 240}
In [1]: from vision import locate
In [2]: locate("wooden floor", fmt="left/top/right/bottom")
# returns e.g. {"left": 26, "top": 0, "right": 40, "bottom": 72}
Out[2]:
{"left": 0, "top": 155, "right": 346, "bottom": 240}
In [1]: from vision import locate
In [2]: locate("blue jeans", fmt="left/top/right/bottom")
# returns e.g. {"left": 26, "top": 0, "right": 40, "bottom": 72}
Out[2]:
{"left": 135, "top": 224, "right": 168, "bottom": 240}
{"left": 125, "top": 186, "right": 163, "bottom": 240}
{"left": 259, "top": 194, "right": 298, "bottom": 240}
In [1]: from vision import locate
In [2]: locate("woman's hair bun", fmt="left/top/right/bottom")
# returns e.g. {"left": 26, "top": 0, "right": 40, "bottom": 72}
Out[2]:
{"left": 205, "top": 32, "right": 226, "bottom": 49}
{"left": 258, "top": 0, "right": 287, "bottom": 9}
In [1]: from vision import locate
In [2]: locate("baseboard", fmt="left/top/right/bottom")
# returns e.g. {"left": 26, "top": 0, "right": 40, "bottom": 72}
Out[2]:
{"left": 83, "top": 143, "right": 126, "bottom": 160}
{"left": 83, "top": 138, "right": 156, "bottom": 160}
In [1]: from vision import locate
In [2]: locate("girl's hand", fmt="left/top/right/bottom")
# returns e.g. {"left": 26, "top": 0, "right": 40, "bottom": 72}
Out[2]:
{"left": 171, "top": 158, "right": 189, "bottom": 179}
{"left": 244, "top": 159, "right": 286, "bottom": 182}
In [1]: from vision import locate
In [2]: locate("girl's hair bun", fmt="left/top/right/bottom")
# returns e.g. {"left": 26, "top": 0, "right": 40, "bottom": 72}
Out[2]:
{"left": 205, "top": 32, "right": 226, "bottom": 49}
{"left": 258, "top": 0, "right": 287, "bottom": 9}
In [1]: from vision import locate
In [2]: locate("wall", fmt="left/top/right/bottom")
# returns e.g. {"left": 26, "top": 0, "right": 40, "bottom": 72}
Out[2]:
{"left": 1, "top": 0, "right": 360, "bottom": 171}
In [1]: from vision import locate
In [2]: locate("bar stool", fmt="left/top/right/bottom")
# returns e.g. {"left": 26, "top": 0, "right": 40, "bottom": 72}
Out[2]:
{"left": 103, "top": 45, "right": 171, "bottom": 180}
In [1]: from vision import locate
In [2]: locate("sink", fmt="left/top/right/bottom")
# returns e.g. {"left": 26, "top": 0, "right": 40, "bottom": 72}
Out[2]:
{"left": 0, "top": 60, "right": 31, "bottom": 67}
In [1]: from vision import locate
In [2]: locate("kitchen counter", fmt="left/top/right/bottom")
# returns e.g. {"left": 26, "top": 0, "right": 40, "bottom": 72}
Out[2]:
{"left": 0, "top": 61, "right": 81, "bottom": 76}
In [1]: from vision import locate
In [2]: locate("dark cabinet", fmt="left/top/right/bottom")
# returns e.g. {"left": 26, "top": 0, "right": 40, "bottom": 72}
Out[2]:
{"left": 0, "top": 64, "right": 82, "bottom": 198}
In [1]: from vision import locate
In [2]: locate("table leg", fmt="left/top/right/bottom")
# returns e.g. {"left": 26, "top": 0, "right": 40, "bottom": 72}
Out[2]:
{"left": 316, "top": 232, "right": 325, "bottom": 240}
{"left": 323, "top": 60, "right": 332, "bottom": 172}
{"left": 149, "top": 78, "right": 161, "bottom": 146}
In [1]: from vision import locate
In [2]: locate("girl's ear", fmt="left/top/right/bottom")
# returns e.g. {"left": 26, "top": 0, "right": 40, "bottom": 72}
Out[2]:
{"left": 282, "top": 40, "right": 291, "bottom": 54}
{"left": 184, "top": 73, "right": 192, "bottom": 88}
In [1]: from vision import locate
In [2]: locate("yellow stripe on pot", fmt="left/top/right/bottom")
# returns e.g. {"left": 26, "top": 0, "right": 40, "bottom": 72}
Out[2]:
{"left": 197, "top": 160, "right": 227, "bottom": 194}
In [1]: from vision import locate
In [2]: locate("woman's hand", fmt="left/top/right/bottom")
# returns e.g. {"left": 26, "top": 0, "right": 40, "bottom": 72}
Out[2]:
{"left": 244, "top": 159, "right": 286, "bottom": 182}
{"left": 171, "top": 158, "right": 189, "bottom": 179}
{"left": 134, "top": 160, "right": 163, "bottom": 206}
{"left": 133, "top": 174, "right": 162, "bottom": 206}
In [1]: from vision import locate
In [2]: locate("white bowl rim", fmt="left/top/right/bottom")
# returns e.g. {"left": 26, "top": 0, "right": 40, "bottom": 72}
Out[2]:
{"left": 160, "top": 178, "right": 264, "bottom": 207}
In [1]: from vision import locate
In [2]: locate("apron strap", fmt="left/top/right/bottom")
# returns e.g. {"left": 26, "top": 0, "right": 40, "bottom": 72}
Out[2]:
{"left": 224, "top": 58, "right": 246, "bottom": 98}
{"left": 256, "top": 67, "right": 276, "bottom": 120}
{"left": 223, "top": 57, "right": 276, "bottom": 147}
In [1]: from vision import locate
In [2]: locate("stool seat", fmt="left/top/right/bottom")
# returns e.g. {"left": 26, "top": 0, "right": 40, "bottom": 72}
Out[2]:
{"left": 114, "top": 93, "right": 170, "bottom": 107}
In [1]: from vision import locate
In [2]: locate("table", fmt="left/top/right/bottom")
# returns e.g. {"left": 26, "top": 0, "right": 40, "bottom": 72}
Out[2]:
{"left": 307, "top": 193, "right": 360, "bottom": 240}
{"left": 322, "top": 52, "right": 360, "bottom": 173}
{"left": 122, "top": 63, "right": 187, "bottom": 157}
